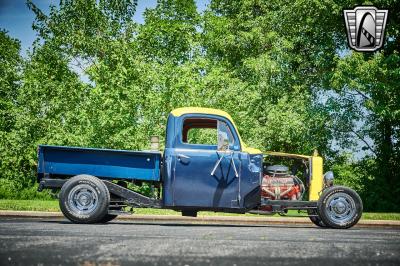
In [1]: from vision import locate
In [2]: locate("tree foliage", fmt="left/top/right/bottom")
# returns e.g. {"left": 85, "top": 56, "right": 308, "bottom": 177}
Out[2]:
{"left": 0, "top": 0, "right": 399, "bottom": 211}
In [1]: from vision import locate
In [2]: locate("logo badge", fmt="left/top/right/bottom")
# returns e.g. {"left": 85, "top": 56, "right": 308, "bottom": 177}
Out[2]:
{"left": 343, "top": 6, "right": 388, "bottom": 52}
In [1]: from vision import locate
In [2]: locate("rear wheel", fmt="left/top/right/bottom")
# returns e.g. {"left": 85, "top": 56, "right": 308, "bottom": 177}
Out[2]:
{"left": 317, "top": 186, "right": 363, "bottom": 229}
{"left": 59, "top": 175, "right": 110, "bottom": 224}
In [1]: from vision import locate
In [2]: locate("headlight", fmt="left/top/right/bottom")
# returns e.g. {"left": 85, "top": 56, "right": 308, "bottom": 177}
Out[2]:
{"left": 324, "top": 171, "right": 334, "bottom": 187}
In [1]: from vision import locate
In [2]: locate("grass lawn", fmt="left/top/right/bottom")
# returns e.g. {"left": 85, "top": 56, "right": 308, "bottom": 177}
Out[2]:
{"left": 0, "top": 199, "right": 399, "bottom": 220}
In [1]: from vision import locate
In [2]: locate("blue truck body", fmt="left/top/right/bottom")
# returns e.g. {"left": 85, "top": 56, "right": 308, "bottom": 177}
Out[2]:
{"left": 38, "top": 145, "right": 161, "bottom": 181}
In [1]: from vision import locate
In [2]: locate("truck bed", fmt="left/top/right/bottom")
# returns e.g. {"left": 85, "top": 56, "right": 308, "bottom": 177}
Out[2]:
{"left": 37, "top": 145, "right": 161, "bottom": 181}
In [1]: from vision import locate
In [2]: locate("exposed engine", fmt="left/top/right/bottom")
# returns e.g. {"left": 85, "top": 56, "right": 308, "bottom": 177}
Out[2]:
{"left": 260, "top": 165, "right": 305, "bottom": 212}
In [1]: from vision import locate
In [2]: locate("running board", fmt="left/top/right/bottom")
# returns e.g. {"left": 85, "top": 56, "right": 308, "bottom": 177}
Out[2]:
{"left": 102, "top": 180, "right": 162, "bottom": 208}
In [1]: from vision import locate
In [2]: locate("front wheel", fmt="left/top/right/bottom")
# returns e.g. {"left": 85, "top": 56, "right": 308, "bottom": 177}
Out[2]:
{"left": 317, "top": 186, "right": 363, "bottom": 229}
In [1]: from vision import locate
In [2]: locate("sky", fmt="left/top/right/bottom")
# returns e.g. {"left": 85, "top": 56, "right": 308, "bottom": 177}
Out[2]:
{"left": 0, "top": 0, "right": 209, "bottom": 57}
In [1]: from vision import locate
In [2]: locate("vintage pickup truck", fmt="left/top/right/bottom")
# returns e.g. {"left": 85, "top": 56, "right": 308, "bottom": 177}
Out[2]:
{"left": 37, "top": 107, "right": 363, "bottom": 228}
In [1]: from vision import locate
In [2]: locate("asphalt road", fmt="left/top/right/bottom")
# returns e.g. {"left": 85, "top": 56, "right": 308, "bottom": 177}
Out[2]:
{"left": 0, "top": 217, "right": 399, "bottom": 266}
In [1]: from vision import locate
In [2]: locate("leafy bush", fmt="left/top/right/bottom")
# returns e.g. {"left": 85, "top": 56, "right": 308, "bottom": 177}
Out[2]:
{"left": 0, "top": 179, "right": 53, "bottom": 200}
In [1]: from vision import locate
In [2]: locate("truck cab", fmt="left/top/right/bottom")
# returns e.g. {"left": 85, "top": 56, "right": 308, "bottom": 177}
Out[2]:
{"left": 162, "top": 107, "right": 263, "bottom": 212}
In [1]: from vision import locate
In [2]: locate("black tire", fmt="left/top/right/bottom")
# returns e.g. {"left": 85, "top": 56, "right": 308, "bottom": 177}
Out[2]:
{"left": 317, "top": 186, "right": 363, "bottom": 229}
{"left": 59, "top": 175, "right": 110, "bottom": 224}
{"left": 307, "top": 209, "right": 328, "bottom": 228}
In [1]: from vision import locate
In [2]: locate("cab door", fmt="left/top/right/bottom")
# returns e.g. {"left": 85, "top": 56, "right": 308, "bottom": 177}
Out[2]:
{"left": 172, "top": 115, "right": 242, "bottom": 209}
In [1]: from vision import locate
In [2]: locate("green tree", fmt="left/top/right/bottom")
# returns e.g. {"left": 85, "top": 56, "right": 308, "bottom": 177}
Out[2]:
{"left": 0, "top": 30, "right": 21, "bottom": 133}
{"left": 0, "top": 0, "right": 398, "bottom": 212}
{"left": 201, "top": 0, "right": 341, "bottom": 154}
{"left": 328, "top": 5, "right": 400, "bottom": 210}
{"left": 137, "top": 0, "right": 200, "bottom": 64}
{"left": 0, "top": 30, "right": 26, "bottom": 198}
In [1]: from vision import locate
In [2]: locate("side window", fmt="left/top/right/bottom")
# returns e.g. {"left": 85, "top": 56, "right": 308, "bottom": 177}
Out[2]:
{"left": 187, "top": 128, "right": 217, "bottom": 145}
{"left": 181, "top": 117, "right": 235, "bottom": 147}
{"left": 182, "top": 118, "right": 217, "bottom": 145}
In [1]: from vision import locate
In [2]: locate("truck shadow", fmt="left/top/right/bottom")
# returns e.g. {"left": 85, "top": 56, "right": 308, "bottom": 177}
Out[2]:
{"left": 116, "top": 222, "right": 317, "bottom": 229}
{"left": 40, "top": 219, "right": 319, "bottom": 229}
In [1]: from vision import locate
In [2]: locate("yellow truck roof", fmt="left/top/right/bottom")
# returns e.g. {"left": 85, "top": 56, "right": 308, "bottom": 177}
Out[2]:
{"left": 171, "top": 107, "right": 233, "bottom": 121}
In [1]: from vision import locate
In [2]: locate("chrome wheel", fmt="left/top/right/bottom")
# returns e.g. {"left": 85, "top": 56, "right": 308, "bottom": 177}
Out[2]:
{"left": 60, "top": 175, "right": 110, "bottom": 223}
{"left": 67, "top": 184, "right": 98, "bottom": 215}
{"left": 325, "top": 192, "right": 356, "bottom": 225}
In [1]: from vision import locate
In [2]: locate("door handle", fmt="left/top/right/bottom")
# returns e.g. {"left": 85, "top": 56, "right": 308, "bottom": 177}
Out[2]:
{"left": 177, "top": 154, "right": 190, "bottom": 165}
